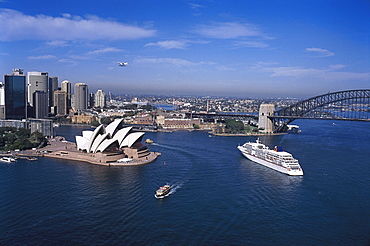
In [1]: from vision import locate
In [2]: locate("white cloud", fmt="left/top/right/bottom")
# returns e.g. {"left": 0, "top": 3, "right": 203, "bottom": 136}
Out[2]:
{"left": 188, "top": 3, "right": 205, "bottom": 10}
{"left": 253, "top": 61, "right": 279, "bottom": 68}
{"left": 135, "top": 57, "right": 214, "bottom": 67}
{"left": 232, "top": 40, "right": 269, "bottom": 48}
{"left": 45, "top": 40, "right": 70, "bottom": 47}
{"left": 28, "top": 55, "right": 57, "bottom": 60}
{"left": 58, "top": 58, "right": 78, "bottom": 66}
{"left": 194, "top": 22, "right": 262, "bottom": 39}
{"left": 188, "top": 3, "right": 205, "bottom": 16}
{"left": 87, "top": 47, "right": 124, "bottom": 55}
{"left": 144, "top": 40, "right": 188, "bottom": 49}
{"left": 217, "top": 65, "right": 235, "bottom": 71}
{"left": 254, "top": 62, "right": 369, "bottom": 81}
{"left": 0, "top": 8, "right": 156, "bottom": 42}
{"left": 305, "top": 47, "right": 334, "bottom": 57}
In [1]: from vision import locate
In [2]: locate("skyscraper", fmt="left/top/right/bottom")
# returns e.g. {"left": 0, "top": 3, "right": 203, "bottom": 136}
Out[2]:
{"left": 48, "top": 76, "right": 58, "bottom": 107}
{"left": 54, "top": 90, "right": 67, "bottom": 115}
{"left": 61, "top": 80, "right": 71, "bottom": 112}
{"left": 74, "top": 83, "right": 88, "bottom": 111}
{"left": 0, "top": 82, "right": 5, "bottom": 119}
{"left": 27, "top": 71, "right": 48, "bottom": 107}
{"left": 4, "top": 69, "right": 27, "bottom": 120}
{"left": 94, "top": 90, "right": 106, "bottom": 108}
{"left": 33, "top": 91, "right": 48, "bottom": 119}
{"left": 89, "top": 92, "right": 95, "bottom": 108}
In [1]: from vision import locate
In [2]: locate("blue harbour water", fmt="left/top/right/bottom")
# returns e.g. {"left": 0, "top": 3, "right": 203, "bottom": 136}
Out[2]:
{"left": 0, "top": 120, "right": 369, "bottom": 245}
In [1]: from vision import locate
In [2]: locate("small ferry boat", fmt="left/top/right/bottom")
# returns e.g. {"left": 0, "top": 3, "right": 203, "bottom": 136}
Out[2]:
{"left": 145, "top": 139, "right": 154, "bottom": 144}
{"left": 154, "top": 184, "right": 171, "bottom": 199}
{"left": 237, "top": 138, "right": 303, "bottom": 176}
{"left": 0, "top": 156, "right": 16, "bottom": 163}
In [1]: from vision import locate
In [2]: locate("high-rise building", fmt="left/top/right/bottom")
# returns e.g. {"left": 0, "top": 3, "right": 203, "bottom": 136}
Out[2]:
{"left": 74, "top": 83, "right": 88, "bottom": 111}
{"left": 0, "top": 82, "right": 5, "bottom": 119}
{"left": 4, "top": 69, "right": 27, "bottom": 120}
{"left": 33, "top": 91, "right": 48, "bottom": 119}
{"left": 89, "top": 92, "right": 95, "bottom": 108}
{"left": 54, "top": 90, "right": 67, "bottom": 115}
{"left": 94, "top": 90, "right": 106, "bottom": 108}
{"left": 27, "top": 71, "right": 48, "bottom": 107}
{"left": 48, "top": 76, "right": 58, "bottom": 107}
{"left": 61, "top": 80, "right": 71, "bottom": 112}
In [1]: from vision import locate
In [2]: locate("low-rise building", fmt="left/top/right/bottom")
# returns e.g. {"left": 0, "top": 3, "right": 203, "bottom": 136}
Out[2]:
{"left": 71, "top": 114, "right": 97, "bottom": 124}
{"left": 159, "top": 118, "right": 201, "bottom": 129}
{"left": 132, "top": 113, "right": 154, "bottom": 125}
{"left": 0, "top": 118, "right": 54, "bottom": 137}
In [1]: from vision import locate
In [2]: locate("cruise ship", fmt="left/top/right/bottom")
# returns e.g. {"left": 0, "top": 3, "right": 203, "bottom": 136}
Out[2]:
{"left": 237, "top": 139, "right": 303, "bottom": 176}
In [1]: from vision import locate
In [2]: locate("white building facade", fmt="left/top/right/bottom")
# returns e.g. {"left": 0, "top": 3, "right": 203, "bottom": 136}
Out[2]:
{"left": 94, "top": 89, "right": 106, "bottom": 108}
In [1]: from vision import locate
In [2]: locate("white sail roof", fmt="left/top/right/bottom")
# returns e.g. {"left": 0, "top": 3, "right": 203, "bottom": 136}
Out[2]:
{"left": 90, "top": 133, "right": 110, "bottom": 153}
{"left": 82, "top": 130, "right": 94, "bottom": 140}
{"left": 75, "top": 121, "right": 146, "bottom": 153}
{"left": 120, "top": 132, "right": 145, "bottom": 148}
{"left": 87, "top": 125, "right": 105, "bottom": 152}
{"left": 96, "top": 138, "right": 118, "bottom": 153}
{"left": 105, "top": 119, "right": 123, "bottom": 137}
{"left": 113, "top": 127, "right": 132, "bottom": 146}
{"left": 76, "top": 135, "right": 90, "bottom": 151}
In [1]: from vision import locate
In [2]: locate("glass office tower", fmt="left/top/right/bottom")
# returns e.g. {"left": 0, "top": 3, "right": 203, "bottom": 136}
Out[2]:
{"left": 4, "top": 69, "right": 27, "bottom": 119}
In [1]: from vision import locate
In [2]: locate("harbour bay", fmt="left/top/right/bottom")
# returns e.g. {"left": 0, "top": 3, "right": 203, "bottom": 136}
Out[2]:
{"left": 0, "top": 120, "right": 369, "bottom": 245}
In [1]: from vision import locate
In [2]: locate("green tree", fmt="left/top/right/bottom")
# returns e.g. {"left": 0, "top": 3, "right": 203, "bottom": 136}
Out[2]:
{"left": 225, "top": 119, "right": 245, "bottom": 133}
{"left": 0, "top": 127, "right": 46, "bottom": 150}
{"left": 91, "top": 120, "right": 100, "bottom": 127}
{"left": 17, "top": 128, "right": 31, "bottom": 139}
{"left": 100, "top": 117, "right": 113, "bottom": 125}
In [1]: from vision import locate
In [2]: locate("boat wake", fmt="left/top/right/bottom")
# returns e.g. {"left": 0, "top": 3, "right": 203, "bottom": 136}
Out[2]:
{"left": 169, "top": 182, "right": 183, "bottom": 195}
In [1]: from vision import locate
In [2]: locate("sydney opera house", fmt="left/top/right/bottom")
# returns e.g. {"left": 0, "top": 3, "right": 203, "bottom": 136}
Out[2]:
{"left": 43, "top": 119, "right": 159, "bottom": 165}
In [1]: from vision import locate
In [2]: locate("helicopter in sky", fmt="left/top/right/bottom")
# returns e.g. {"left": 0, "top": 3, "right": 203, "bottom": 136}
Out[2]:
{"left": 118, "top": 62, "right": 128, "bottom": 67}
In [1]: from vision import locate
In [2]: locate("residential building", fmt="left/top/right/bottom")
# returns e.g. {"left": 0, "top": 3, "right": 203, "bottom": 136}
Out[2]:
{"left": 94, "top": 89, "right": 106, "bottom": 108}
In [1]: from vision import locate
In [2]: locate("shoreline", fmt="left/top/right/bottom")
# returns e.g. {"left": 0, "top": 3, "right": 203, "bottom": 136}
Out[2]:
{"left": 210, "top": 132, "right": 287, "bottom": 137}
{"left": 39, "top": 136, "right": 160, "bottom": 166}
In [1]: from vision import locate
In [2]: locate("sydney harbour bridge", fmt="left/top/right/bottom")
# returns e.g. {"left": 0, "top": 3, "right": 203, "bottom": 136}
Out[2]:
{"left": 185, "top": 89, "right": 370, "bottom": 133}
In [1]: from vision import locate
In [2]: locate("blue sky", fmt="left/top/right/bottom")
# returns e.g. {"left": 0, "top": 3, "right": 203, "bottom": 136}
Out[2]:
{"left": 0, "top": 0, "right": 369, "bottom": 99}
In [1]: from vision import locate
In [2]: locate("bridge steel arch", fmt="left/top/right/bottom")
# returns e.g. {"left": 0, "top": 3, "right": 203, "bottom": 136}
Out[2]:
{"left": 272, "top": 89, "right": 370, "bottom": 132}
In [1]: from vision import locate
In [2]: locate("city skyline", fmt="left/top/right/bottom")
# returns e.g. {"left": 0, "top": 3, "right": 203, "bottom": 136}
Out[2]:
{"left": 0, "top": 0, "right": 369, "bottom": 99}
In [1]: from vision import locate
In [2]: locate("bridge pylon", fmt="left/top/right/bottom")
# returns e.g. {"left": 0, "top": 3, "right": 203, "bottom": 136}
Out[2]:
{"left": 258, "top": 104, "right": 275, "bottom": 133}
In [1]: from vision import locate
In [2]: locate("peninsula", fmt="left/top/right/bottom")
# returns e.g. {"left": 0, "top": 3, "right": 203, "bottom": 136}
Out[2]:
{"left": 41, "top": 119, "right": 160, "bottom": 166}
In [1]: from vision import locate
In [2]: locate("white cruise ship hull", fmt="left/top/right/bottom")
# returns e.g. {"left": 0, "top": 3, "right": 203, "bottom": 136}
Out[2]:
{"left": 238, "top": 147, "right": 303, "bottom": 176}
